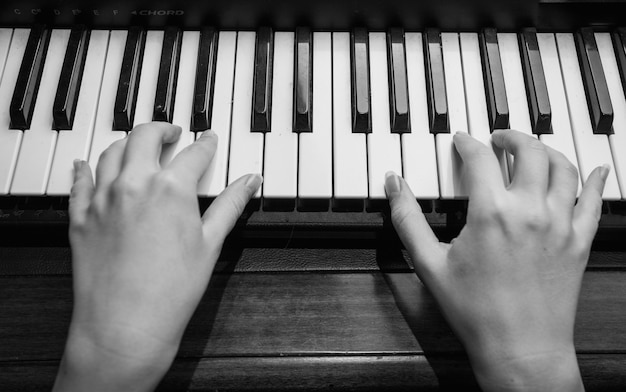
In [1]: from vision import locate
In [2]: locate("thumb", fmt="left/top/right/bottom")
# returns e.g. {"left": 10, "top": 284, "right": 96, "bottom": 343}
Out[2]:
{"left": 573, "top": 164, "right": 609, "bottom": 243}
{"left": 69, "top": 160, "right": 95, "bottom": 228}
{"left": 385, "top": 172, "right": 446, "bottom": 280}
{"left": 201, "top": 174, "right": 263, "bottom": 245}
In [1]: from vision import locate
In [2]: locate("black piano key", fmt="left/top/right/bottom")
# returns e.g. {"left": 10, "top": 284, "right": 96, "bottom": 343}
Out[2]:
{"left": 387, "top": 28, "right": 410, "bottom": 133}
{"left": 480, "top": 28, "right": 509, "bottom": 131}
{"left": 113, "top": 27, "right": 146, "bottom": 131}
{"left": 53, "top": 26, "right": 90, "bottom": 130}
{"left": 10, "top": 25, "right": 51, "bottom": 130}
{"left": 153, "top": 27, "right": 182, "bottom": 123}
{"left": 294, "top": 27, "right": 312, "bottom": 133}
{"left": 613, "top": 28, "right": 626, "bottom": 93}
{"left": 519, "top": 29, "right": 551, "bottom": 134}
{"left": 351, "top": 28, "right": 371, "bottom": 133}
{"left": 576, "top": 27, "right": 613, "bottom": 134}
{"left": 191, "top": 27, "right": 218, "bottom": 132}
{"left": 252, "top": 27, "right": 273, "bottom": 132}
{"left": 424, "top": 28, "right": 448, "bottom": 133}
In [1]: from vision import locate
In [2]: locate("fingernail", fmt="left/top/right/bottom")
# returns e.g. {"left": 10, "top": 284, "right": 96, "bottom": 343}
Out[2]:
{"left": 454, "top": 131, "right": 470, "bottom": 138}
{"left": 73, "top": 159, "right": 84, "bottom": 182}
{"left": 73, "top": 159, "right": 83, "bottom": 172}
{"left": 201, "top": 129, "right": 217, "bottom": 139}
{"left": 384, "top": 171, "right": 402, "bottom": 196}
{"left": 601, "top": 164, "right": 611, "bottom": 181}
{"left": 245, "top": 174, "right": 263, "bottom": 191}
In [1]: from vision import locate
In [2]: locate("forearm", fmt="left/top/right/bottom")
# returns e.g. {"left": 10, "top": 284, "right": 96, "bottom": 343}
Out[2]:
{"left": 53, "top": 327, "right": 178, "bottom": 392}
{"left": 469, "top": 346, "right": 584, "bottom": 392}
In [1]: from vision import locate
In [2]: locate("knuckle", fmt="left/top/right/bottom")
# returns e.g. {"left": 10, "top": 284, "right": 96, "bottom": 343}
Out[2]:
{"left": 553, "top": 151, "right": 579, "bottom": 178}
{"left": 99, "top": 139, "right": 125, "bottom": 162}
{"left": 563, "top": 161, "right": 579, "bottom": 180}
{"left": 68, "top": 213, "right": 84, "bottom": 231}
{"left": 68, "top": 222, "right": 84, "bottom": 239}
{"left": 467, "top": 203, "right": 503, "bottom": 227}
{"left": 89, "top": 193, "right": 109, "bottom": 220}
{"left": 186, "top": 140, "right": 212, "bottom": 158}
{"left": 519, "top": 208, "right": 551, "bottom": 232}
{"left": 548, "top": 221, "right": 575, "bottom": 246}
{"left": 110, "top": 173, "right": 143, "bottom": 200}
{"left": 469, "top": 147, "right": 493, "bottom": 161}
{"left": 524, "top": 137, "right": 548, "bottom": 155}
{"left": 153, "top": 170, "right": 184, "bottom": 195}
{"left": 467, "top": 196, "right": 553, "bottom": 234}
{"left": 462, "top": 146, "right": 494, "bottom": 169}
{"left": 467, "top": 195, "right": 507, "bottom": 226}
{"left": 569, "top": 231, "right": 592, "bottom": 259}
{"left": 496, "top": 132, "right": 513, "bottom": 151}
{"left": 130, "top": 122, "right": 151, "bottom": 134}
{"left": 68, "top": 215, "right": 90, "bottom": 235}
{"left": 69, "top": 182, "right": 81, "bottom": 201}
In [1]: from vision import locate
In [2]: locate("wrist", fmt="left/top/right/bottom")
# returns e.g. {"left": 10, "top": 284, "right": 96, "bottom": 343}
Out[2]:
{"left": 53, "top": 323, "right": 179, "bottom": 392}
{"left": 469, "top": 345, "right": 584, "bottom": 392}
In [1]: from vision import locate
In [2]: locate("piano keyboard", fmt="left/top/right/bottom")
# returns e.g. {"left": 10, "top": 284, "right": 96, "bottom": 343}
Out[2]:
{"left": 1, "top": 26, "right": 626, "bottom": 212}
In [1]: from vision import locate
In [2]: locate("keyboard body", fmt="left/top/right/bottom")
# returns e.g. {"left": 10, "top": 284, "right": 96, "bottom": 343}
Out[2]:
{"left": 1, "top": 0, "right": 625, "bottom": 31}
{"left": 2, "top": 1, "right": 626, "bottom": 390}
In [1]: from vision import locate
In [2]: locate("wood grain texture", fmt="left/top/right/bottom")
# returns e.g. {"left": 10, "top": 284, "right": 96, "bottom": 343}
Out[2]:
{"left": 1, "top": 269, "right": 625, "bottom": 389}
{"left": 2, "top": 354, "right": 626, "bottom": 391}
{"left": 2, "top": 247, "right": 625, "bottom": 275}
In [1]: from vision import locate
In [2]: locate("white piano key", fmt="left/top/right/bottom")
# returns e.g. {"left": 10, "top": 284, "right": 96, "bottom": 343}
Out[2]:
{"left": 536, "top": 33, "right": 582, "bottom": 193}
{"left": 197, "top": 31, "right": 237, "bottom": 198}
{"left": 403, "top": 32, "right": 439, "bottom": 199}
{"left": 367, "top": 32, "right": 402, "bottom": 199}
{"left": 227, "top": 32, "right": 264, "bottom": 197}
{"left": 596, "top": 32, "right": 626, "bottom": 199}
{"left": 556, "top": 33, "right": 620, "bottom": 200}
{"left": 332, "top": 32, "right": 368, "bottom": 201}
{"left": 263, "top": 32, "right": 298, "bottom": 202}
{"left": 133, "top": 30, "right": 164, "bottom": 125}
{"left": 438, "top": 33, "right": 467, "bottom": 199}
{"left": 298, "top": 32, "right": 333, "bottom": 200}
{"left": 11, "top": 29, "right": 70, "bottom": 195}
{"left": 497, "top": 33, "right": 533, "bottom": 135}
{"left": 47, "top": 30, "right": 109, "bottom": 195}
{"left": 0, "top": 28, "right": 11, "bottom": 71}
{"left": 497, "top": 32, "right": 535, "bottom": 178}
{"left": 0, "top": 28, "right": 27, "bottom": 195}
{"left": 460, "top": 33, "right": 509, "bottom": 185}
{"left": 160, "top": 31, "right": 198, "bottom": 166}
{"left": 88, "top": 31, "right": 128, "bottom": 178}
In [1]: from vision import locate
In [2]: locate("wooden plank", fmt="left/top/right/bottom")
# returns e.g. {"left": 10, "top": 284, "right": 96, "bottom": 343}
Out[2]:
{"left": 1, "top": 247, "right": 625, "bottom": 275}
{"left": 1, "top": 354, "right": 626, "bottom": 391}
{"left": 1, "top": 271, "right": 626, "bottom": 363}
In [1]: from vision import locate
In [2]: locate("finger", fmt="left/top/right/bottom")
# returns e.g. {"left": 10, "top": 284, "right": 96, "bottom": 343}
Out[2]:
{"left": 385, "top": 171, "right": 445, "bottom": 279}
{"left": 453, "top": 132, "right": 506, "bottom": 201}
{"left": 122, "top": 122, "right": 182, "bottom": 171}
{"left": 69, "top": 160, "right": 95, "bottom": 226}
{"left": 545, "top": 145, "right": 579, "bottom": 220}
{"left": 573, "top": 164, "right": 610, "bottom": 241}
{"left": 491, "top": 129, "right": 549, "bottom": 195}
{"left": 95, "top": 137, "right": 126, "bottom": 192}
{"left": 201, "top": 174, "right": 263, "bottom": 245}
{"left": 166, "top": 130, "right": 218, "bottom": 184}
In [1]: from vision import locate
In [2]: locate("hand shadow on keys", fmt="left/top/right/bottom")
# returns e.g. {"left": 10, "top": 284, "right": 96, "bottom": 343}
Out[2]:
{"left": 376, "top": 243, "right": 481, "bottom": 391}
{"left": 155, "top": 245, "right": 244, "bottom": 391}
